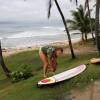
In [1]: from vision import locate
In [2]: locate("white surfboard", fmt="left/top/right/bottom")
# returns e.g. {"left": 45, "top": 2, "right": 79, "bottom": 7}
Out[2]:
{"left": 38, "top": 64, "right": 86, "bottom": 86}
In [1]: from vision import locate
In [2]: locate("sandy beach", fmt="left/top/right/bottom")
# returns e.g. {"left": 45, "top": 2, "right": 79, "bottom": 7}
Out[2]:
{"left": 2, "top": 37, "right": 98, "bottom": 57}
{"left": 2, "top": 39, "right": 81, "bottom": 57}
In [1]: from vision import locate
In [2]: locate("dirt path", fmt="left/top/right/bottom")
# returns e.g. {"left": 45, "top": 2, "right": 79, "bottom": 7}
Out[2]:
{"left": 63, "top": 46, "right": 98, "bottom": 55}
{"left": 71, "top": 81, "right": 100, "bottom": 100}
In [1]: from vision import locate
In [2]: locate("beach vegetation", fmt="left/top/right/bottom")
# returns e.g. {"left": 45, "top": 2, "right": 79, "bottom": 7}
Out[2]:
{"left": 70, "top": 0, "right": 100, "bottom": 53}
{"left": 10, "top": 64, "right": 33, "bottom": 82}
{"left": 67, "top": 5, "right": 95, "bottom": 42}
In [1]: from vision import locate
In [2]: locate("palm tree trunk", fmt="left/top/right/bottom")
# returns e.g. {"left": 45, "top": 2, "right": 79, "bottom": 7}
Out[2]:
{"left": 86, "top": 0, "right": 95, "bottom": 41}
{"left": 54, "top": 0, "right": 75, "bottom": 58}
{"left": 0, "top": 41, "right": 10, "bottom": 77}
{"left": 85, "top": 33, "right": 88, "bottom": 41}
{"left": 82, "top": 32, "right": 85, "bottom": 42}
{"left": 95, "top": 0, "right": 100, "bottom": 53}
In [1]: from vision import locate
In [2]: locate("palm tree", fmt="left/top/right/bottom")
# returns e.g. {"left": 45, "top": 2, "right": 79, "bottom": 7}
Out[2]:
{"left": 71, "top": 0, "right": 100, "bottom": 53}
{"left": 85, "top": 0, "right": 95, "bottom": 41}
{"left": 95, "top": 0, "right": 100, "bottom": 53}
{"left": 0, "top": 41, "right": 10, "bottom": 78}
{"left": 48, "top": 0, "right": 75, "bottom": 58}
{"left": 67, "top": 5, "right": 93, "bottom": 42}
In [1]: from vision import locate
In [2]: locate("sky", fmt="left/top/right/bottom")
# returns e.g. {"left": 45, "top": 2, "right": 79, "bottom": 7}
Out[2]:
{"left": 0, "top": 0, "right": 95, "bottom": 23}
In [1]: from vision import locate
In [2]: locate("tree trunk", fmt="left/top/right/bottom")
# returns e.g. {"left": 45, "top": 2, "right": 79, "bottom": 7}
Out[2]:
{"left": 0, "top": 41, "right": 10, "bottom": 78}
{"left": 85, "top": 33, "right": 88, "bottom": 41}
{"left": 95, "top": 0, "right": 100, "bottom": 53}
{"left": 86, "top": 0, "right": 95, "bottom": 41}
{"left": 82, "top": 32, "right": 85, "bottom": 42}
{"left": 54, "top": 0, "right": 75, "bottom": 58}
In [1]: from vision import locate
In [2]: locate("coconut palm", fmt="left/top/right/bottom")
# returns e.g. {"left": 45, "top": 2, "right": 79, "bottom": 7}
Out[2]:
{"left": 85, "top": 0, "right": 100, "bottom": 52}
{"left": 95, "top": 0, "right": 100, "bottom": 53}
{"left": 71, "top": 0, "right": 95, "bottom": 40}
{"left": 67, "top": 5, "right": 93, "bottom": 41}
{"left": 48, "top": 0, "right": 75, "bottom": 58}
{"left": 0, "top": 41, "right": 10, "bottom": 78}
{"left": 85, "top": 0, "right": 95, "bottom": 41}
{"left": 71, "top": 0, "right": 100, "bottom": 53}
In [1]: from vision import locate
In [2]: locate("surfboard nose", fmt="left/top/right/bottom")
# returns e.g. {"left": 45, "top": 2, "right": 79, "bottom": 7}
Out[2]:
{"left": 38, "top": 77, "right": 56, "bottom": 85}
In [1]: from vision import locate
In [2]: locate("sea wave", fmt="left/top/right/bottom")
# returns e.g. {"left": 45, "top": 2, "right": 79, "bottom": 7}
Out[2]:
{"left": 1, "top": 28, "right": 80, "bottom": 40}
{"left": 42, "top": 26, "right": 64, "bottom": 31}
{"left": 7, "top": 31, "right": 62, "bottom": 39}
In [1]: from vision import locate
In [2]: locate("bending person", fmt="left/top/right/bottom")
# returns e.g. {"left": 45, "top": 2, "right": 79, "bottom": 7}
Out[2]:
{"left": 39, "top": 45, "right": 63, "bottom": 77}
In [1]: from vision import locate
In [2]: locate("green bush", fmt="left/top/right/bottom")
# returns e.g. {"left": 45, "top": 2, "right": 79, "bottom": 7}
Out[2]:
{"left": 10, "top": 64, "right": 33, "bottom": 82}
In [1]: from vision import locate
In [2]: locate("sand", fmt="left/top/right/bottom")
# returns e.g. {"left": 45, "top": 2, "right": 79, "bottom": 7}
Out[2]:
{"left": 2, "top": 39, "right": 81, "bottom": 57}
{"left": 2, "top": 38, "right": 98, "bottom": 57}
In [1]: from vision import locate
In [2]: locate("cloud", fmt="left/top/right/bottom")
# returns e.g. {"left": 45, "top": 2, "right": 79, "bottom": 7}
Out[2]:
{"left": 0, "top": 0, "right": 95, "bottom": 22}
{"left": 0, "top": 0, "right": 47, "bottom": 21}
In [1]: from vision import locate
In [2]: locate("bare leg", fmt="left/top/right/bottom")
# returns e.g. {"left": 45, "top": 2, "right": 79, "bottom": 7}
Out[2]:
{"left": 39, "top": 52, "right": 49, "bottom": 77}
{"left": 43, "top": 63, "right": 48, "bottom": 77}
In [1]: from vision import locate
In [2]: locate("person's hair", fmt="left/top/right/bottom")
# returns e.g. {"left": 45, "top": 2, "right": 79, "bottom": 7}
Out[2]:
{"left": 56, "top": 48, "right": 63, "bottom": 53}
{"left": 52, "top": 48, "right": 63, "bottom": 59}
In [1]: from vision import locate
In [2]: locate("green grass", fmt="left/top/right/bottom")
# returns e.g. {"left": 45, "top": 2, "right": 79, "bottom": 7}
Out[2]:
{"left": 0, "top": 42, "right": 100, "bottom": 100}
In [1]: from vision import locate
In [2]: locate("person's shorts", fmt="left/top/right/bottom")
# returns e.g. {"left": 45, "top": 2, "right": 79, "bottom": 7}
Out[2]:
{"left": 39, "top": 46, "right": 48, "bottom": 57}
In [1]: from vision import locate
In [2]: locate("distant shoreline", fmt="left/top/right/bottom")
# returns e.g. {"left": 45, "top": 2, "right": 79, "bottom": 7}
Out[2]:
{"left": 2, "top": 38, "right": 81, "bottom": 57}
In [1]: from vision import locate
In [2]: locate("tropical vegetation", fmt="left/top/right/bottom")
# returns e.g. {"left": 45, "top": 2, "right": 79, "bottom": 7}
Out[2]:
{"left": 67, "top": 5, "right": 95, "bottom": 42}
{"left": 71, "top": 0, "right": 100, "bottom": 52}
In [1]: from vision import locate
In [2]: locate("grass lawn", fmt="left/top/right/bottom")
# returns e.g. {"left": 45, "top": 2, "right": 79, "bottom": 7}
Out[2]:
{"left": 0, "top": 41, "right": 100, "bottom": 100}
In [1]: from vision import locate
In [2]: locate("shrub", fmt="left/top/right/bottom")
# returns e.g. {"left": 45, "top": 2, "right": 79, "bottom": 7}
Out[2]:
{"left": 10, "top": 64, "right": 33, "bottom": 82}
{"left": 20, "top": 64, "right": 33, "bottom": 79}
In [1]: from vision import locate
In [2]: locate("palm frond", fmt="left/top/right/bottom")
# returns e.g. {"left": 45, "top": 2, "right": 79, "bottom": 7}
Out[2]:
{"left": 71, "top": 10, "right": 83, "bottom": 24}
{"left": 48, "top": 0, "right": 52, "bottom": 18}
{"left": 67, "top": 5, "right": 94, "bottom": 33}
{"left": 67, "top": 19, "right": 76, "bottom": 24}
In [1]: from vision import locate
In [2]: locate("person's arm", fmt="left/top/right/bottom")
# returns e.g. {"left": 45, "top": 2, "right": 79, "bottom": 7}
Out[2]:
{"left": 48, "top": 54, "right": 53, "bottom": 65}
{"left": 50, "top": 57, "right": 57, "bottom": 72}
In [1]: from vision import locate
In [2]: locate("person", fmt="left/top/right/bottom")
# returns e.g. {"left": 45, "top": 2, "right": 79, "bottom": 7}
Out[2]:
{"left": 39, "top": 45, "right": 63, "bottom": 77}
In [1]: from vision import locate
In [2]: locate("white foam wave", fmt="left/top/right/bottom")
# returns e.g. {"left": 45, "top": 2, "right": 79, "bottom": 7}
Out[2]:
{"left": 70, "top": 30, "right": 81, "bottom": 34}
{"left": 6, "top": 30, "right": 80, "bottom": 39}
{"left": 7, "top": 31, "right": 62, "bottom": 39}
{"left": 42, "top": 26, "right": 64, "bottom": 31}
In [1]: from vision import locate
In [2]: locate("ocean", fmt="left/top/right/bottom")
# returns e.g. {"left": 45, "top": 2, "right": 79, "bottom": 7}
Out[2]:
{"left": 0, "top": 22, "right": 81, "bottom": 49}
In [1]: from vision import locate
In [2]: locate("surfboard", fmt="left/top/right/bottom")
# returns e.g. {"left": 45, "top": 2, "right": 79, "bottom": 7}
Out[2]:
{"left": 90, "top": 58, "right": 100, "bottom": 64}
{"left": 37, "top": 64, "right": 86, "bottom": 87}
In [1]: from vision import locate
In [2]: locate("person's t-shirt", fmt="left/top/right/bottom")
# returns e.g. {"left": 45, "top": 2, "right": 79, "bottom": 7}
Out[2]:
{"left": 41, "top": 46, "right": 56, "bottom": 59}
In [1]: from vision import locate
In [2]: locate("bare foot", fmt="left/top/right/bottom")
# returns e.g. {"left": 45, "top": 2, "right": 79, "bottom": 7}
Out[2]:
{"left": 44, "top": 75, "right": 47, "bottom": 78}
